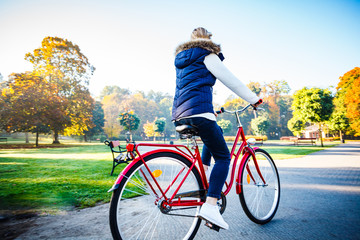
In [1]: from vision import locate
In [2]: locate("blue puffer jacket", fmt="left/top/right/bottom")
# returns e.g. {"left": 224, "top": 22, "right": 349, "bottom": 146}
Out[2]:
{"left": 172, "top": 40, "right": 224, "bottom": 121}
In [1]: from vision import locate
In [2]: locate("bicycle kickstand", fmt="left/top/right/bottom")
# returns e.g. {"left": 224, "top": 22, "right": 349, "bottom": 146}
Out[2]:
{"left": 205, "top": 221, "right": 221, "bottom": 232}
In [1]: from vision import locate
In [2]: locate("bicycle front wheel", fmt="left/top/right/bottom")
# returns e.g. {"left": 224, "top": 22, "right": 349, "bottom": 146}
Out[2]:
{"left": 239, "top": 148, "right": 280, "bottom": 224}
{"left": 109, "top": 151, "right": 204, "bottom": 240}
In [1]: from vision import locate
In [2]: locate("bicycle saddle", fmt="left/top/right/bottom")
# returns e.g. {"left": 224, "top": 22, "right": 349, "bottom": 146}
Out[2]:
{"left": 175, "top": 125, "right": 199, "bottom": 138}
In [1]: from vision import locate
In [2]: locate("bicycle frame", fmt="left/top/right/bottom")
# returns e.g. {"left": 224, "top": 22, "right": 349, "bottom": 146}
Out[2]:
{"left": 109, "top": 123, "right": 266, "bottom": 209}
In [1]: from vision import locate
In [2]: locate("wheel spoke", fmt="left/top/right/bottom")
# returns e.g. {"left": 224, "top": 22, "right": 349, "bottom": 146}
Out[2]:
{"left": 110, "top": 152, "right": 203, "bottom": 239}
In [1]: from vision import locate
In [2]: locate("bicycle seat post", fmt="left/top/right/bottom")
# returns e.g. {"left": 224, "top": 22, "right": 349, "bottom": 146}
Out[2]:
{"left": 175, "top": 125, "right": 199, "bottom": 149}
{"left": 189, "top": 136, "right": 198, "bottom": 150}
{"left": 183, "top": 134, "right": 198, "bottom": 150}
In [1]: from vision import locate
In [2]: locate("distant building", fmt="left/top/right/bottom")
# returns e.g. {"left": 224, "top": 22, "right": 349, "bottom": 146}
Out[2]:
{"left": 303, "top": 124, "right": 327, "bottom": 139}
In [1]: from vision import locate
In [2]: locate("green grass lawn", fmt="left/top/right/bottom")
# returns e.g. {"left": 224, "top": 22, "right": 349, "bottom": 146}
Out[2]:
{"left": 0, "top": 142, "right": 337, "bottom": 215}
{"left": 0, "top": 144, "right": 125, "bottom": 215}
{"left": 262, "top": 144, "right": 337, "bottom": 159}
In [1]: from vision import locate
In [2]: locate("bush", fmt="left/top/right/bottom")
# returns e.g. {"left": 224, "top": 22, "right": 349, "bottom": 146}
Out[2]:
{"left": 323, "top": 137, "right": 339, "bottom": 141}
{"left": 224, "top": 136, "right": 236, "bottom": 142}
{"left": 246, "top": 135, "right": 268, "bottom": 141}
{"left": 223, "top": 135, "right": 268, "bottom": 142}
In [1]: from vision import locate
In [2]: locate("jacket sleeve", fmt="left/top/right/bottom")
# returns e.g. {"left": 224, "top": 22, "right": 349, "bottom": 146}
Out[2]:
{"left": 204, "top": 53, "right": 260, "bottom": 104}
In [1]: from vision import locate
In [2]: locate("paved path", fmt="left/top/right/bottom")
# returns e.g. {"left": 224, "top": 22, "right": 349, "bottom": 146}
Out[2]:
{"left": 196, "top": 142, "right": 360, "bottom": 240}
{"left": 14, "top": 143, "right": 360, "bottom": 240}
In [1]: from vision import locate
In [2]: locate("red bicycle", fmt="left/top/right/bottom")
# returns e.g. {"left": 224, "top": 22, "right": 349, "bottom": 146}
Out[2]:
{"left": 108, "top": 104, "right": 280, "bottom": 240}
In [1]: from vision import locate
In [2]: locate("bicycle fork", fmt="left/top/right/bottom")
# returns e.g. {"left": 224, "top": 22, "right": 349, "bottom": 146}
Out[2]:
{"left": 235, "top": 147, "right": 267, "bottom": 194}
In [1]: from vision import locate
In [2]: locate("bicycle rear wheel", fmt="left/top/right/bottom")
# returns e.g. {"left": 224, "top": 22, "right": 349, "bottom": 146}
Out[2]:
{"left": 109, "top": 151, "right": 204, "bottom": 240}
{"left": 239, "top": 148, "right": 280, "bottom": 224}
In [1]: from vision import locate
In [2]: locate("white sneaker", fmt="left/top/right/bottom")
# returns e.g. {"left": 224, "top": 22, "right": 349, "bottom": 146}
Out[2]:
{"left": 197, "top": 203, "right": 229, "bottom": 230}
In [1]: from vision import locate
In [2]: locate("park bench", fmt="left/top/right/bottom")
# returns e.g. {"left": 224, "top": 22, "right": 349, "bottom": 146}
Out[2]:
{"left": 253, "top": 137, "right": 264, "bottom": 146}
{"left": 0, "top": 137, "right": 7, "bottom": 143}
{"left": 280, "top": 136, "right": 293, "bottom": 141}
{"left": 104, "top": 140, "right": 131, "bottom": 175}
{"left": 293, "top": 137, "right": 316, "bottom": 145}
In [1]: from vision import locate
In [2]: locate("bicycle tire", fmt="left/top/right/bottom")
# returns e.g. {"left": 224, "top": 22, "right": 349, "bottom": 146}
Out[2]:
{"left": 109, "top": 151, "right": 205, "bottom": 240}
{"left": 239, "top": 148, "right": 280, "bottom": 224}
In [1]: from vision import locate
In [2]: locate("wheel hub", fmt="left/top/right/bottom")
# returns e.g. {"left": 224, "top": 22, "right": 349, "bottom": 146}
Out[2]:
{"left": 158, "top": 200, "right": 172, "bottom": 214}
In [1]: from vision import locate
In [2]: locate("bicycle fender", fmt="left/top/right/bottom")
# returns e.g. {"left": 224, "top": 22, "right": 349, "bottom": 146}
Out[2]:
{"left": 107, "top": 149, "right": 194, "bottom": 192}
{"left": 235, "top": 147, "right": 259, "bottom": 194}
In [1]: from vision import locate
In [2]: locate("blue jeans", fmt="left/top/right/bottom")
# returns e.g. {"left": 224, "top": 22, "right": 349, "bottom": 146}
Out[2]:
{"left": 174, "top": 117, "right": 230, "bottom": 199}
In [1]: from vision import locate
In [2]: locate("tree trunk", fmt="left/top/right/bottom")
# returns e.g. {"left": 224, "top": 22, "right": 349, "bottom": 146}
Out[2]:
{"left": 53, "top": 130, "right": 60, "bottom": 144}
{"left": 25, "top": 132, "right": 29, "bottom": 144}
{"left": 319, "top": 124, "right": 324, "bottom": 147}
{"left": 339, "top": 130, "right": 345, "bottom": 143}
{"left": 35, "top": 130, "right": 39, "bottom": 147}
{"left": 84, "top": 135, "right": 88, "bottom": 142}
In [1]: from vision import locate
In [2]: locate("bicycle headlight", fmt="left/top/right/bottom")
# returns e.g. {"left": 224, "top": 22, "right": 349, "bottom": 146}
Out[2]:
{"left": 247, "top": 138, "right": 256, "bottom": 145}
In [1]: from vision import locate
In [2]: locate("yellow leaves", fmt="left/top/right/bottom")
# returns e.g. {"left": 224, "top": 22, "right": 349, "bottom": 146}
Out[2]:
{"left": 143, "top": 121, "right": 155, "bottom": 137}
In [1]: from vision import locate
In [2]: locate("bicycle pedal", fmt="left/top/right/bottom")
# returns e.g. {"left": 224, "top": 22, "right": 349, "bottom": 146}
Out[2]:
{"left": 205, "top": 221, "right": 220, "bottom": 232}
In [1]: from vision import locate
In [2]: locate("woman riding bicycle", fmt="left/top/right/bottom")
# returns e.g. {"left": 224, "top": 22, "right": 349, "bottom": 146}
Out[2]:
{"left": 172, "top": 27, "right": 262, "bottom": 230}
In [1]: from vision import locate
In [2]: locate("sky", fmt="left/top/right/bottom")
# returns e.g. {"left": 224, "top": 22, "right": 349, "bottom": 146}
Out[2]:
{"left": 0, "top": 0, "right": 359, "bottom": 104}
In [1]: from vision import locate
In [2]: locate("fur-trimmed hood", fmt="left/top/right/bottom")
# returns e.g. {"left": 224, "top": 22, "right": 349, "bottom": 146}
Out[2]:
{"left": 175, "top": 39, "right": 221, "bottom": 55}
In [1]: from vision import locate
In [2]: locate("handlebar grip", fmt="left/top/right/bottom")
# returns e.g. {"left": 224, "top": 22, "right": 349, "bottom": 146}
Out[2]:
{"left": 216, "top": 107, "right": 225, "bottom": 114}
{"left": 256, "top": 99, "right": 263, "bottom": 105}
{"left": 251, "top": 99, "right": 263, "bottom": 110}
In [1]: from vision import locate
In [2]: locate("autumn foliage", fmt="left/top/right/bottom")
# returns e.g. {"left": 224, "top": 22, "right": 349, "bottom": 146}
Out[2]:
{"left": 337, "top": 67, "right": 360, "bottom": 136}
{"left": 0, "top": 36, "right": 97, "bottom": 144}
{"left": 0, "top": 72, "right": 69, "bottom": 146}
{"left": 25, "top": 36, "right": 95, "bottom": 142}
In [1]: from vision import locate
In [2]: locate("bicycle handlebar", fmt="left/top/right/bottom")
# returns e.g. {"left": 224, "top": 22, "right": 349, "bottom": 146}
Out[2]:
{"left": 216, "top": 99, "right": 263, "bottom": 115}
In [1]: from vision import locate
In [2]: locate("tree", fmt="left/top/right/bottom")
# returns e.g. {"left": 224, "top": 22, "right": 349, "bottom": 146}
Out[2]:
{"left": 0, "top": 72, "right": 68, "bottom": 146}
{"left": 62, "top": 86, "right": 95, "bottom": 137}
{"left": 217, "top": 119, "right": 232, "bottom": 134}
{"left": 327, "top": 91, "right": 350, "bottom": 142}
{"left": 262, "top": 80, "right": 291, "bottom": 139}
{"left": 287, "top": 117, "right": 305, "bottom": 137}
{"left": 84, "top": 101, "right": 105, "bottom": 141}
{"left": 25, "top": 36, "right": 95, "bottom": 143}
{"left": 0, "top": 73, "right": 5, "bottom": 90}
{"left": 328, "top": 111, "right": 350, "bottom": 142}
{"left": 277, "top": 95, "right": 293, "bottom": 137}
{"left": 143, "top": 121, "right": 156, "bottom": 139}
{"left": 290, "top": 87, "right": 334, "bottom": 146}
{"left": 264, "top": 80, "right": 291, "bottom": 96}
{"left": 251, "top": 115, "right": 270, "bottom": 136}
{"left": 100, "top": 86, "right": 130, "bottom": 100}
{"left": 157, "top": 97, "right": 174, "bottom": 140}
{"left": 154, "top": 118, "right": 166, "bottom": 134}
{"left": 120, "top": 92, "right": 159, "bottom": 137}
{"left": 146, "top": 90, "right": 172, "bottom": 103}
{"left": 221, "top": 97, "right": 253, "bottom": 135}
{"left": 118, "top": 111, "right": 140, "bottom": 142}
{"left": 336, "top": 67, "right": 360, "bottom": 136}
{"left": 154, "top": 117, "right": 166, "bottom": 142}
{"left": 101, "top": 91, "right": 129, "bottom": 139}
{"left": 247, "top": 82, "right": 262, "bottom": 96}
